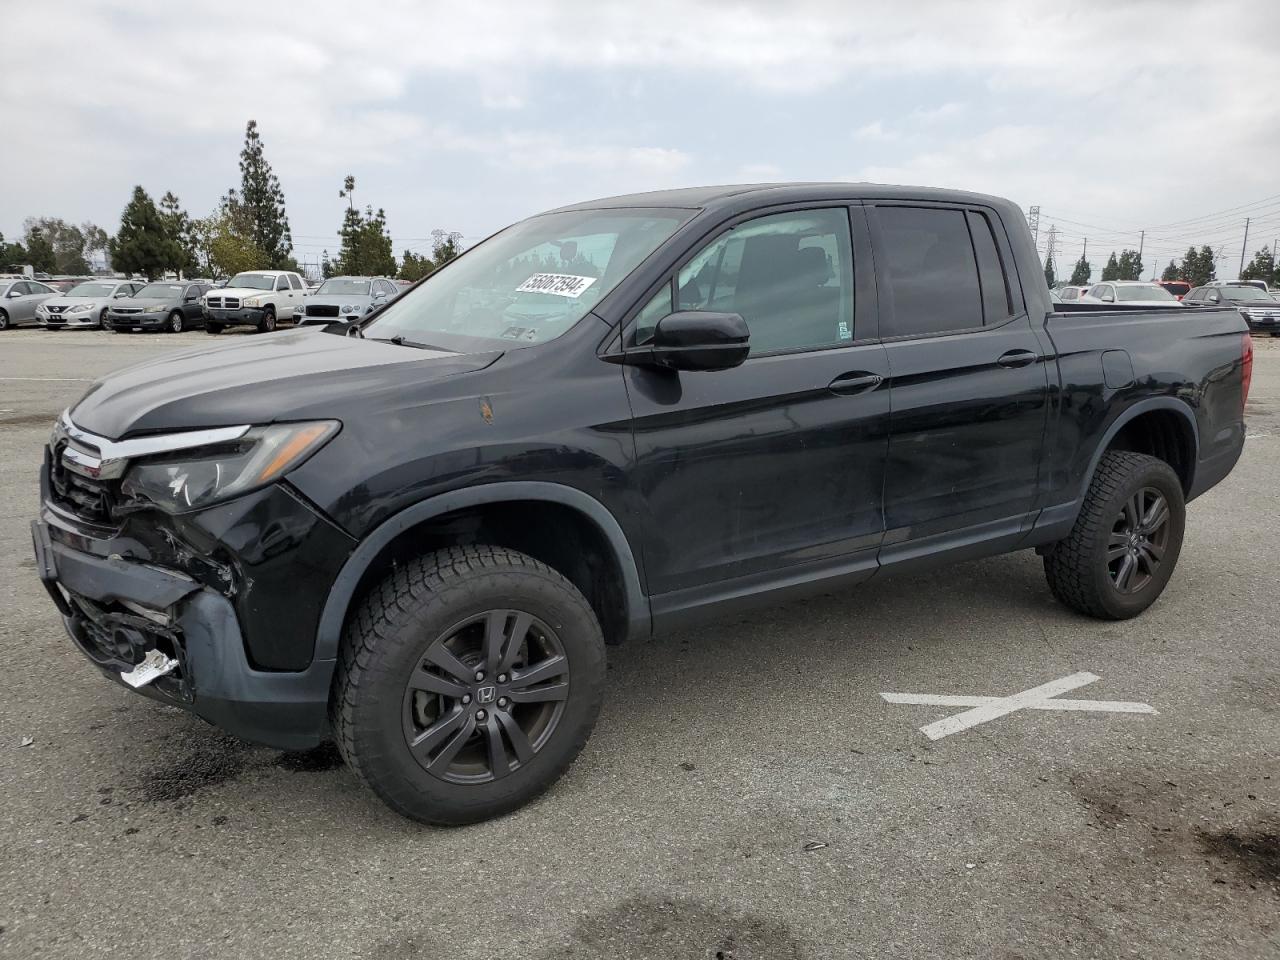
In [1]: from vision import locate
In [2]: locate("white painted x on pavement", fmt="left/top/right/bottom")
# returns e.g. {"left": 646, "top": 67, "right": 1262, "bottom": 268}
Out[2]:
{"left": 881, "top": 672, "right": 1157, "bottom": 741}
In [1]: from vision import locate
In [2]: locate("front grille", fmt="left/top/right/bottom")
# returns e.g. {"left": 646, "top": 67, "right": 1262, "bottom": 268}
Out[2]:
{"left": 46, "top": 305, "right": 65, "bottom": 314}
{"left": 112, "top": 307, "right": 142, "bottom": 316}
{"left": 306, "top": 304, "right": 340, "bottom": 318}
{"left": 207, "top": 296, "right": 239, "bottom": 309}
{"left": 45, "top": 316, "right": 66, "bottom": 325}
{"left": 47, "top": 444, "right": 119, "bottom": 525}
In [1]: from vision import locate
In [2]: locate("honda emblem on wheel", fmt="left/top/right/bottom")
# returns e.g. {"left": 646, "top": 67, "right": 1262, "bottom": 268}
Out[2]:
{"left": 476, "top": 685, "right": 497, "bottom": 704}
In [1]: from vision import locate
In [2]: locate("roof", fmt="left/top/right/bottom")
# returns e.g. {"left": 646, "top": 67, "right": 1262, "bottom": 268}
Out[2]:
{"left": 545, "top": 181, "right": 1016, "bottom": 214}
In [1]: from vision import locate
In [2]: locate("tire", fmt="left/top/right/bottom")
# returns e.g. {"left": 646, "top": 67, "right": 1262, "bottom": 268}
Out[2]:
{"left": 1044, "top": 451, "right": 1185, "bottom": 619}
{"left": 260, "top": 307, "right": 276, "bottom": 333}
{"left": 331, "top": 545, "right": 606, "bottom": 825}
{"left": 206, "top": 323, "right": 222, "bottom": 335}
{"left": 168, "top": 311, "right": 184, "bottom": 333}
{"left": 98, "top": 308, "right": 108, "bottom": 330}
{"left": 0, "top": 310, "right": 9, "bottom": 331}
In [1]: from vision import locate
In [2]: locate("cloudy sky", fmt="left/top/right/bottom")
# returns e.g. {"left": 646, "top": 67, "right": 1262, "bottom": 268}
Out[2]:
{"left": 4, "top": 0, "right": 1279, "bottom": 277}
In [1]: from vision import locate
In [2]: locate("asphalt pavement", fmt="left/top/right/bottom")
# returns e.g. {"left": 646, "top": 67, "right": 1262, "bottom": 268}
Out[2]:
{"left": 1, "top": 329, "right": 1276, "bottom": 959}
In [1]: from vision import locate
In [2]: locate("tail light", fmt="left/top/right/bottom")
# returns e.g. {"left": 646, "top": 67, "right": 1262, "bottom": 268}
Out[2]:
{"left": 1242, "top": 333, "right": 1253, "bottom": 415}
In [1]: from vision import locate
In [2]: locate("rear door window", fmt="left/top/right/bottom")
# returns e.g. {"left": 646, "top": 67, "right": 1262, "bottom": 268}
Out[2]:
{"left": 966, "top": 211, "right": 1013, "bottom": 322}
{"left": 289, "top": 274, "right": 304, "bottom": 290}
{"left": 875, "top": 206, "right": 983, "bottom": 337}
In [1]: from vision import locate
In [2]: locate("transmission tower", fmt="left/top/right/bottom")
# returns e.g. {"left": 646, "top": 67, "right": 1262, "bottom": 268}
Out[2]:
{"left": 1028, "top": 205, "right": 1041, "bottom": 248}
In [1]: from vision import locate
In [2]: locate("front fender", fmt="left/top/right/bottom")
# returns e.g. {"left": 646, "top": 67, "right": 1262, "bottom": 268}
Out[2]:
{"left": 313, "top": 480, "right": 651, "bottom": 662}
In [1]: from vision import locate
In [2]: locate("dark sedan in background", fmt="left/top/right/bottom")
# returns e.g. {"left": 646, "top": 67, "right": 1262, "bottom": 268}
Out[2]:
{"left": 106, "top": 281, "right": 212, "bottom": 333}
{"left": 1183, "top": 283, "right": 1280, "bottom": 335}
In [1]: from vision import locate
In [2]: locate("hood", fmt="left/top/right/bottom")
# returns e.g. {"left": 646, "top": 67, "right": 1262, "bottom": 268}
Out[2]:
{"left": 42, "top": 295, "right": 109, "bottom": 311}
{"left": 215, "top": 286, "right": 281, "bottom": 299}
{"left": 69, "top": 327, "right": 500, "bottom": 439}
{"left": 308, "top": 294, "right": 373, "bottom": 307}
{"left": 111, "top": 295, "right": 180, "bottom": 308}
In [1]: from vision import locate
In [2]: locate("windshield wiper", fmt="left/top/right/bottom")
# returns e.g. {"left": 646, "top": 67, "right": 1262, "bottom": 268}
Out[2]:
{"left": 369, "top": 334, "right": 447, "bottom": 351}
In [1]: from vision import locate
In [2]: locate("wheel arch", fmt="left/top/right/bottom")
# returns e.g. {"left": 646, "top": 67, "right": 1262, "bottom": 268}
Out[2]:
{"left": 314, "top": 482, "right": 651, "bottom": 663}
{"left": 1081, "top": 397, "right": 1199, "bottom": 500}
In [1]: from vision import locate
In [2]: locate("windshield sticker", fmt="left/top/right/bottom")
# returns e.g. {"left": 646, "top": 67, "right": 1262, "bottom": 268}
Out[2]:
{"left": 515, "top": 273, "right": 597, "bottom": 299}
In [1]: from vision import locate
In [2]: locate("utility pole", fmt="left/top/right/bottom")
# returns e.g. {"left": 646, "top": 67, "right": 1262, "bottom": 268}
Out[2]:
{"left": 1239, "top": 217, "right": 1250, "bottom": 279}
{"left": 1138, "top": 230, "right": 1144, "bottom": 266}
{"left": 1028, "top": 205, "right": 1040, "bottom": 249}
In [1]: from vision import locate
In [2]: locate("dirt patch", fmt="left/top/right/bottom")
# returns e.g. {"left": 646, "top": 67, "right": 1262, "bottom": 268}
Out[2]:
{"left": 530, "top": 895, "right": 806, "bottom": 960}
{"left": 1198, "top": 824, "right": 1280, "bottom": 886}
{"left": 0, "top": 413, "right": 59, "bottom": 428}
{"left": 273, "top": 742, "right": 344, "bottom": 773}
{"left": 137, "top": 732, "right": 252, "bottom": 802}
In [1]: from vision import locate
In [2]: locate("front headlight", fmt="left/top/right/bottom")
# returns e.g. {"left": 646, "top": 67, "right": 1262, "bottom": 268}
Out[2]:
{"left": 243, "top": 296, "right": 262, "bottom": 307}
{"left": 341, "top": 304, "right": 358, "bottom": 314}
{"left": 67, "top": 303, "right": 94, "bottom": 313}
{"left": 146, "top": 303, "right": 168, "bottom": 313}
{"left": 119, "top": 421, "right": 340, "bottom": 514}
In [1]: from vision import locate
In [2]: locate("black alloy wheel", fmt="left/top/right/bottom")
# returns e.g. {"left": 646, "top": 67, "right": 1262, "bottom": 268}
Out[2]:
{"left": 1107, "top": 486, "right": 1170, "bottom": 594}
{"left": 402, "top": 609, "right": 569, "bottom": 784}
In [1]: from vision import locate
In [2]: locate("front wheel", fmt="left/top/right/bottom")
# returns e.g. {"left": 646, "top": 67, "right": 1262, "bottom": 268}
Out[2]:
{"left": 205, "top": 323, "right": 222, "bottom": 335}
{"left": 168, "top": 311, "right": 184, "bottom": 333}
{"left": 1043, "top": 451, "right": 1185, "bottom": 619}
{"left": 331, "top": 545, "right": 606, "bottom": 825}
{"left": 0, "top": 310, "right": 9, "bottom": 331}
{"left": 260, "top": 308, "right": 276, "bottom": 333}
{"left": 98, "top": 308, "right": 108, "bottom": 329}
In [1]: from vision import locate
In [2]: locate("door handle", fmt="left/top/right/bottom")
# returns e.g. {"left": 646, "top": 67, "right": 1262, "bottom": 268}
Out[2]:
{"left": 997, "top": 349, "right": 1038, "bottom": 369}
{"left": 828, "top": 371, "right": 883, "bottom": 395}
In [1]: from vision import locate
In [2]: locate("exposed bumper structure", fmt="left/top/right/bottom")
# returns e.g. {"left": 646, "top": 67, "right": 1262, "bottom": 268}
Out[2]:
{"left": 32, "top": 519, "right": 334, "bottom": 750}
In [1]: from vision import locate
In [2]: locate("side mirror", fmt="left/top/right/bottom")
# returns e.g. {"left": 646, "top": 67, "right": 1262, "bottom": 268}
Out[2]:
{"left": 614, "top": 311, "right": 750, "bottom": 372}
{"left": 372, "top": 291, "right": 388, "bottom": 303}
{"left": 7, "top": 289, "right": 22, "bottom": 298}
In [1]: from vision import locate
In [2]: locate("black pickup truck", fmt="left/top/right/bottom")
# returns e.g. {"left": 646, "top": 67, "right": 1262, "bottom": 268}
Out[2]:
{"left": 32, "top": 184, "right": 1252, "bottom": 824}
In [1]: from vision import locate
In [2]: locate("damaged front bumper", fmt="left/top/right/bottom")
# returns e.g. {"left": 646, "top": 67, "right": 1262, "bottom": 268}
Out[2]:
{"left": 32, "top": 518, "right": 336, "bottom": 750}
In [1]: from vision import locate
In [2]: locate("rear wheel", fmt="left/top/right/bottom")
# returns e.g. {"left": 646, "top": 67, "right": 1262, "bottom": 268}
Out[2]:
{"left": 1044, "top": 451, "right": 1185, "bottom": 619}
{"left": 331, "top": 545, "right": 606, "bottom": 825}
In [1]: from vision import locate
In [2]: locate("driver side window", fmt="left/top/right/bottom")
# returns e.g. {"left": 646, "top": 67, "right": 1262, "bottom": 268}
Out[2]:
{"left": 634, "top": 208, "right": 855, "bottom": 356}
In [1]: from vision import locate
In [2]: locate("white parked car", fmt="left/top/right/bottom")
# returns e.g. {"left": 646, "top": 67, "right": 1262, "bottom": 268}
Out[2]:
{"left": 36, "top": 279, "right": 144, "bottom": 330}
{"left": 201, "top": 269, "right": 308, "bottom": 334}
{"left": 1081, "top": 281, "right": 1183, "bottom": 307}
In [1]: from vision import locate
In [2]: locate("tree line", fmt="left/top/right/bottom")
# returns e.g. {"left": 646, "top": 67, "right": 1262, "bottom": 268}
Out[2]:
{"left": 5, "top": 120, "right": 460, "bottom": 282}
{"left": 1046, "top": 243, "right": 1245, "bottom": 289}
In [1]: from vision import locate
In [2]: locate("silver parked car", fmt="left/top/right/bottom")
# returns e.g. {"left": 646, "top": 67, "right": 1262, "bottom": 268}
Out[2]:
{"left": 297, "top": 276, "right": 400, "bottom": 326}
{"left": 36, "top": 279, "right": 144, "bottom": 330}
{"left": 0, "top": 278, "right": 59, "bottom": 329}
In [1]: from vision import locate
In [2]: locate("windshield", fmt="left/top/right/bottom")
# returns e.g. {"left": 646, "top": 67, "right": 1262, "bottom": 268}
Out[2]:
{"left": 1223, "top": 285, "right": 1271, "bottom": 301}
{"left": 135, "top": 283, "right": 185, "bottom": 299}
{"left": 1115, "top": 284, "right": 1176, "bottom": 302}
{"left": 318, "top": 278, "right": 371, "bottom": 295}
{"left": 364, "top": 208, "right": 689, "bottom": 350}
{"left": 228, "top": 272, "right": 277, "bottom": 290}
{"left": 66, "top": 282, "right": 119, "bottom": 298}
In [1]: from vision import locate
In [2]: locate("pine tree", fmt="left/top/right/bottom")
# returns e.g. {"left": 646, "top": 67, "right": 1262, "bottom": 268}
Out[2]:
{"left": 1179, "top": 245, "right": 1217, "bottom": 287}
{"left": 1240, "top": 246, "right": 1275, "bottom": 284}
{"left": 332, "top": 177, "right": 397, "bottom": 276}
{"left": 233, "top": 120, "right": 292, "bottom": 268}
{"left": 1115, "top": 249, "right": 1143, "bottom": 281}
{"left": 23, "top": 228, "right": 57, "bottom": 273}
{"left": 399, "top": 249, "right": 434, "bottom": 281}
{"left": 1069, "top": 254, "right": 1091, "bottom": 286}
{"left": 1043, "top": 254, "right": 1056, "bottom": 289}
{"left": 109, "top": 186, "right": 183, "bottom": 279}
{"left": 1161, "top": 260, "right": 1180, "bottom": 281}
{"left": 1101, "top": 251, "right": 1120, "bottom": 281}
{"left": 158, "top": 192, "right": 197, "bottom": 276}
